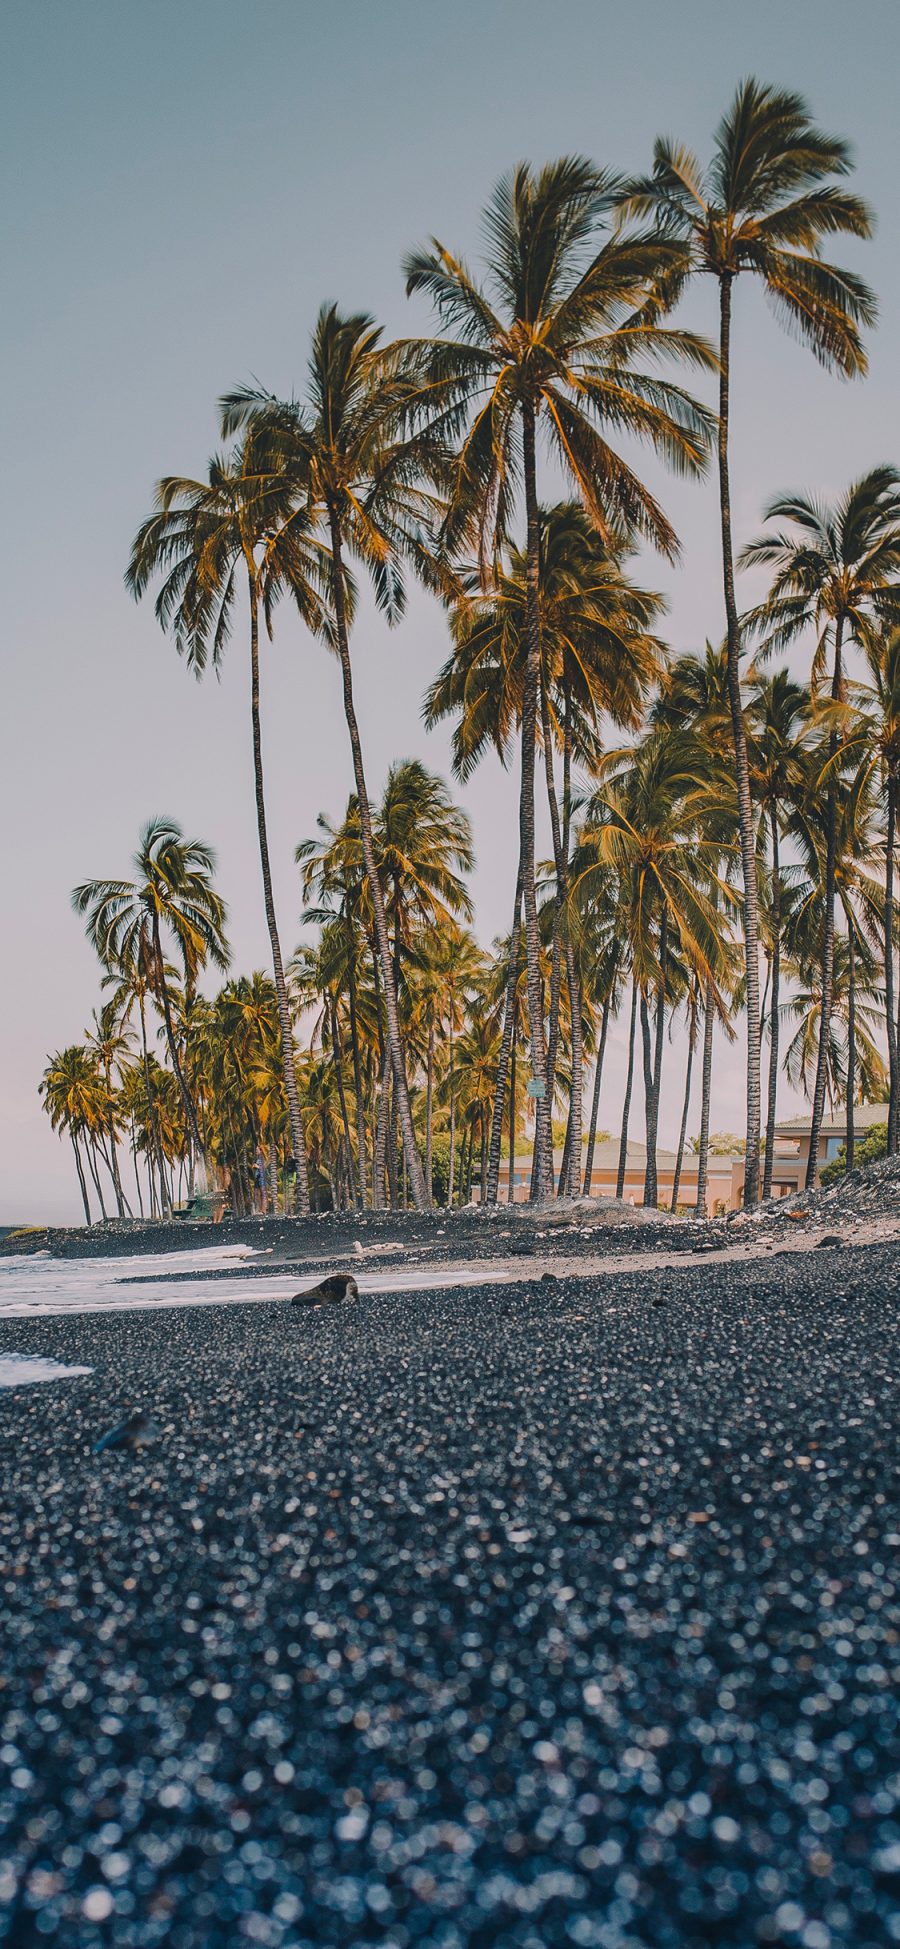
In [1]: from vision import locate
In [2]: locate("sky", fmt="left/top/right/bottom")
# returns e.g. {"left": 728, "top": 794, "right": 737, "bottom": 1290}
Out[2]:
{"left": 2, "top": 0, "right": 899, "bottom": 1223}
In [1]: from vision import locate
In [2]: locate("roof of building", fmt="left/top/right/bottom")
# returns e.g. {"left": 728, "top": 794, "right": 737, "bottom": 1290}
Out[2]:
{"left": 774, "top": 1102, "right": 889, "bottom": 1137}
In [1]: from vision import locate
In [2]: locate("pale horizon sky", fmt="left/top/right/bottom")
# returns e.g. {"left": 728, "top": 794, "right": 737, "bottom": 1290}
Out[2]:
{"left": 3, "top": 0, "right": 899, "bottom": 1223}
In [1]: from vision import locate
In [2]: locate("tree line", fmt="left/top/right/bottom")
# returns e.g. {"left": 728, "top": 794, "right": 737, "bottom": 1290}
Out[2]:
{"left": 41, "top": 80, "right": 900, "bottom": 1219}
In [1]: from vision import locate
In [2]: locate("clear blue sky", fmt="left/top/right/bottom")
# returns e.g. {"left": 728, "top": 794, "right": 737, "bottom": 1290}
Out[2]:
{"left": 3, "top": 0, "right": 898, "bottom": 1221}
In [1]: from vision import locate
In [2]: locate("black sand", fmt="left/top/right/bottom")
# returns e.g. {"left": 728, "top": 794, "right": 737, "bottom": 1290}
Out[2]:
{"left": 1, "top": 1243, "right": 898, "bottom": 1945}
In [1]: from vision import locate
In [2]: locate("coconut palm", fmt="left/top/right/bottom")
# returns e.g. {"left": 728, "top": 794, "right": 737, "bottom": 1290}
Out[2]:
{"left": 621, "top": 78, "right": 876, "bottom": 1203}
{"left": 428, "top": 505, "right": 667, "bottom": 1199}
{"left": 220, "top": 306, "right": 449, "bottom": 1209}
{"left": 84, "top": 1001, "right": 136, "bottom": 1217}
{"left": 404, "top": 158, "right": 715, "bottom": 1193}
{"left": 849, "top": 630, "right": 900, "bottom": 1148}
{"left": 747, "top": 671, "right": 811, "bottom": 1195}
{"left": 578, "top": 727, "right": 731, "bottom": 1204}
{"left": 741, "top": 468, "right": 900, "bottom": 1182}
{"left": 40, "top": 1045, "right": 110, "bottom": 1224}
{"left": 73, "top": 818, "right": 229, "bottom": 1187}
{"left": 126, "top": 439, "right": 326, "bottom": 1214}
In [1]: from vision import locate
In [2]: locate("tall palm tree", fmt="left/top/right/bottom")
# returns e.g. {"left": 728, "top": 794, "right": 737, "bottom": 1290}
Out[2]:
{"left": 404, "top": 158, "right": 715, "bottom": 1193}
{"left": 850, "top": 630, "right": 900, "bottom": 1148}
{"left": 126, "top": 439, "right": 325, "bottom": 1214}
{"left": 741, "top": 468, "right": 900, "bottom": 1182}
{"left": 427, "top": 505, "right": 667, "bottom": 1200}
{"left": 577, "top": 728, "right": 730, "bottom": 1205}
{"left": 73, "top": 818, "right": 229, "bottom": 1187}
{"left": 220, "top": 306, "right": 447, "bottom": 1210}
{"left": 621, "top": 78, "right": 876, "bottom": 1203}
{"left": 85, "top": 1001, "right": 136, "bottom": 1217}
{"left": 40, "top": 1045, "right": 109, "bottom": 1224}
{"left": 747, "top": 671, "right": 811, "bottom": 1196}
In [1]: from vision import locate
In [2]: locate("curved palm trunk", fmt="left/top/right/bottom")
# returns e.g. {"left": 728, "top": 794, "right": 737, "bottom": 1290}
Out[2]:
{"left": 71, "top": 1133, "right": 92, "bottom": 1225}
{"left": 670, "top": 1009, "right": 696, "bottom": 1213}
{"left": 373, "top": 1048, "right": 391, "bottom": 1210}
{"left": 327, "top": 506, "right": 428, "bottom": 1208}
{"left": 640, "top": 994, "right": 657, "bottom": 1207}
{"left": 886, "top": 776, "right": 898, "bottom": 1153}
{"left": 718, "top": 275, "right": 762, "bottom": 1206}
{"left": 695, "top": 985, "right": 715, "bottom": 1219}
{"left": 615, "top": 980, "right": 638, "bottom": 1199}
{"left": 485, "top": 854, "right": 524, "bottom": 1204}
{"left": 763, "top": 810, "right": 783, "bottom": 1200}
{"left": 806, "top": 616, "right": 845, "bottom": 1189}
{"left": 583, "top": 994, "right": 611, "bottom": 1195}
{"left": 520, "top": 406, "right": 553, "bottom": 1198}
{"left": 642, "top": 912, "right": 668, "bottom": 1208}
{"left": 245, "top": 571, "right": 310, "bottom": 1215}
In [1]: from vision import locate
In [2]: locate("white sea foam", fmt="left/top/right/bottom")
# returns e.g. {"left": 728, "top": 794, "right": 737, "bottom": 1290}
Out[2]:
{"left": 0, "top": 1353, "right": 93, "bottom": 1387}
{"left": 0, "top": 1244, "right": 504, "bottom": 1319}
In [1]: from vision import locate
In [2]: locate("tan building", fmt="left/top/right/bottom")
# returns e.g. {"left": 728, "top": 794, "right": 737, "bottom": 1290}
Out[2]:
{"left": 729, "top": 1100, "right": 889, "bottom": 1206}
{"left": 503, "top": 1102, "right": 889, "bottom": 1213}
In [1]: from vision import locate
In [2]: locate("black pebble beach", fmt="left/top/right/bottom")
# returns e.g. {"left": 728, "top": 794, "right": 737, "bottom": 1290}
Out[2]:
{"left": 1, "top": 1244, "right": 899, "bottom": 1946}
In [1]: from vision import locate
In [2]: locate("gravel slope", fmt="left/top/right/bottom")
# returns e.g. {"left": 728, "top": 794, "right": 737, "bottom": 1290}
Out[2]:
{"left": 1, "top": 1246, "right": 899, "bottom": 1946}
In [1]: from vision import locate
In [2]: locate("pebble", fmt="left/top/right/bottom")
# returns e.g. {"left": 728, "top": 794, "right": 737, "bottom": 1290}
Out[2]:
{"left": 1, "top": 1243, "right": 898, "bottom": 1945}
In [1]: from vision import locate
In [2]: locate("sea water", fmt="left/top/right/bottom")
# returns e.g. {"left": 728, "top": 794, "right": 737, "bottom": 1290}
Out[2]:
{"left": 0, "top": 1242, "right": 504, "bottom": 1322}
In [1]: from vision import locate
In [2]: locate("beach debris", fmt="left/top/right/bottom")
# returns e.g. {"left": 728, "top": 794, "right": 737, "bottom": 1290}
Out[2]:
{"left": 291, "top": 1274, "right": 359, "bottom": 1307}
{"left": 94, "top": 1409, "right": 161, "bottom": 1455}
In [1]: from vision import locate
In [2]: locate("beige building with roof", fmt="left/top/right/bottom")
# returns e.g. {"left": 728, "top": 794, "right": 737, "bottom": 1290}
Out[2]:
{"left": 501, "top": 1102, "right": 889, "bottom": 1213}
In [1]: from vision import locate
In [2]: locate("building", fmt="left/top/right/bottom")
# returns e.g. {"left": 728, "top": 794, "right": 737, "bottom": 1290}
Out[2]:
{"left": 502, "top": 1102, "right": 889, "bottom": 1213}
{"left": 729, "top": 1100, "right": 889, "bottom": 1205}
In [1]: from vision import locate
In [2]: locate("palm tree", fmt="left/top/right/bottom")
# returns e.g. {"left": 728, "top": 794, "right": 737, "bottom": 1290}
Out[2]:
{"left": 747, "top": 671, "right": 811, "bottom": 1196}
{"left": 220, "top": 306, "right": 448, "bottom": 1210}
{"left": 621, "top": 78, "right": 876, "bottom": 1204}
{"left": 85, "top": 1001, "right": 136, "bottom": 1217}
{"left": 73, "top": 818, "right": 229, "bottom": 1188}
{"left": 126, "top": 439, "right": 325, "bottom": 1214}
{"left": 577, "top": 728, "right": 730, "bottom": 1205}
{"left": 850, "top": 630, "right": 900, "bottom": 1148}
{"left": 404, "top": 158, "right": 715, "bottom": 1194}
{"left": 40, "top": 1045, "right": 108, "bottom": 1224}
{"left": 741, "top": 468, "right": 900, "bottom": 1183}
{"left": 429, "top": 503, "right": 666, "bottom": 1201}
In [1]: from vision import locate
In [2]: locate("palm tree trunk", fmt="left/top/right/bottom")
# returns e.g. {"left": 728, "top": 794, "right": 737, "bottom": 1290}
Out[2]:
{"left": 425, "top": 1016, "right": 435, "bottom": 1203}
{"left": 763, "top": 810, "right": 783, "bottom": 1199}
{"left": 846, "top": 923, "right": 856, "bottom": 1171}
{"left": 72, "top": 1133, "right": 92, "bottom": 1225}
{"left": 345, "top": 926, "right": 368, "bottom": 1206}
{"left": 718, "top": 274, "right": 762, "bottom": 1206}
{"left": 84, "top": 1137, "right": 108, "bottom": 1220}
{"left": 448, "top": 1072, "right": 457, "bottom": 1209}
{"left": 479, "top": 1113, "right": 488, "bottom": 1203}
{"left": 330, "top": 1001, "right": 357, "bottom": 1208}
{"left": 508, "top": 999, "right": 518, "bottom": 1203}
{"left": 373, "top": 1049, "right": 391, "bottom": 1210}
{"left": 541, "top": 678, "right": 583, "bottom": 1198}
{"left": 520, "top": 404, "right": 553, "bottom": 1198}
{"left": 583, "top": 994, "right": 611, "bottom": 1195}
{"left": 615, "top": 979, "right": 638, "bottom": 1200}
{"left": 695, "top": 985, "right": 715, "bottom": 1219}
{"left": 886, "top": 776, "right": 898, "bottom": 1153}
{"left": 806, "top": 616, "right": 845, "bottom": 1189}
{"left": 640, "top": 992, "right": 657, "bottom": 1207}
{"left": 139, "top": 991, "right": 169, "bottom": 1215}
{"left": 326, "top": 505, "right": 428, "bottom": 1207}
{"left": 671, "top": 1010, "right": 696, "bottom": 1213}
{"left": 150, "top": 914, "right": 206, "bottom": 1186}
{"left": 244, "top": 568, "right": 310, "bottom": 1215}
{"left": 485, "top": 854, "right": 524, "bottom": 1203}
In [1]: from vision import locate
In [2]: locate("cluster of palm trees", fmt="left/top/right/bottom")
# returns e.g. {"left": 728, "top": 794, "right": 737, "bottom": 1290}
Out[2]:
{"left": 41, "top": 80, "right": 900, "bottom": 1220}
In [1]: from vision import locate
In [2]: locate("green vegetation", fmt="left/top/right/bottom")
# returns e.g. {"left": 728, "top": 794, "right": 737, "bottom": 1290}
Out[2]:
{"left": 39, "top": 81, "right": 900, "bottom": 1219}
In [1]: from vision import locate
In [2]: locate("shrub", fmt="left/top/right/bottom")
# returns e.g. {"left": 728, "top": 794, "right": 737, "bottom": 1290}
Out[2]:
{"left": 820, "top": 1122, "right": 888, "bottom": 1186}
